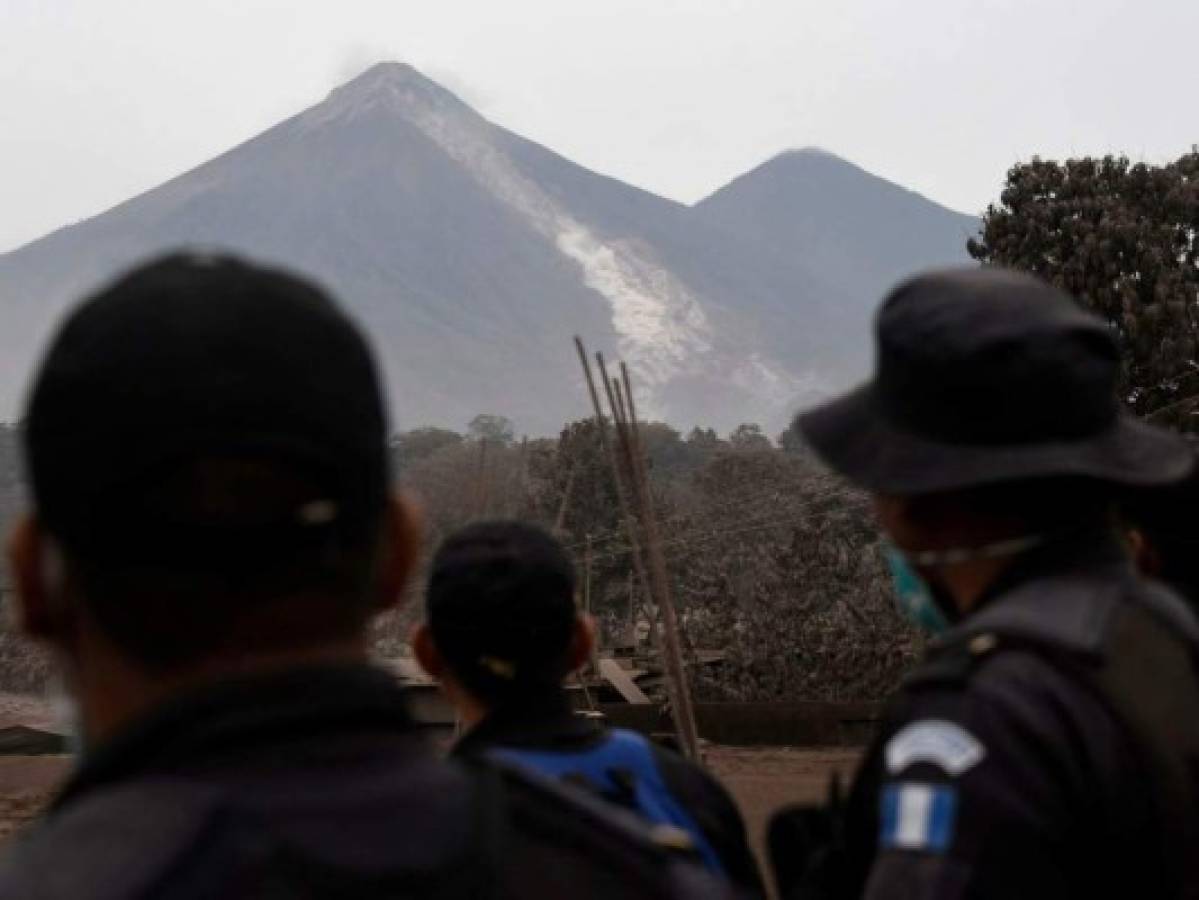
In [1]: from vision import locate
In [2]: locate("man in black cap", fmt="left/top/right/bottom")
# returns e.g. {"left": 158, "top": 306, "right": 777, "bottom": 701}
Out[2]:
{"left": 0, "top": 252, "right": 730, "bottom": 899}
{"left": 412, "top": 520, "right": 764, "bottom": 895}
{"left": 777, "top": 267, "right": 1199, "bottom": 899}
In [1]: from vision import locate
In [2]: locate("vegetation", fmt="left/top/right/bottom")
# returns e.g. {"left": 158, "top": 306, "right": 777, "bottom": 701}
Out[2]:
{"left": 395, "top": 416, "right": 917, "bottom": 702}
{"left": 968, "top": 151, "right": 1199, "bottom": 426}
{"left": 0, "top": 415, "right": 916, "bottom": 702}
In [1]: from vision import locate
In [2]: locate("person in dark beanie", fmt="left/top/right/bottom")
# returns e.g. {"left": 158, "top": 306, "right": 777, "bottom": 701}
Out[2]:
{"left": 0, "top": 252, "right": 732, "bottom": 900}
{"left": 412, "top": 520, "right": 763, "bottom": 895}
{"left": 773, "top": 268, "right": 1199, "bottom": 900}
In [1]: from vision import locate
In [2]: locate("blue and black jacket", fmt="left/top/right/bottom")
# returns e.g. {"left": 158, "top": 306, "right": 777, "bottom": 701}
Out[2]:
{"left": 454, "top": 691, "right": 764, "bottom": 895}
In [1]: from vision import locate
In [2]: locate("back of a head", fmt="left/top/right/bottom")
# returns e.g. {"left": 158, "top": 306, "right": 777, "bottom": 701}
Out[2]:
{"left": 23, "top": 252, "right": 392, "bottom": 670}
{"left": 426, "top": 520, "right": 578, "bottom": 704}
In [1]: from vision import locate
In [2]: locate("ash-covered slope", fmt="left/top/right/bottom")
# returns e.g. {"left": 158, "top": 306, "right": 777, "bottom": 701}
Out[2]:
{"left": 695, "top": 148, "right": 980, "bottom": 342}
{"left": 0, "top": 65, "right": 622, "bottom": 433}
{"left": 0, "top": 65, "right": 975, "bottom": 434}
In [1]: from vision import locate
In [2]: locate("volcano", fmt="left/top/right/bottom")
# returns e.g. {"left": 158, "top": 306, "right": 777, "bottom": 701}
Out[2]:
{"left": 0, "top": 63, "right": 977, "bottom": 434}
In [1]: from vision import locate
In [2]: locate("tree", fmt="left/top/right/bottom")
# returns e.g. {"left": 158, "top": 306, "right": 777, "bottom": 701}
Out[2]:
{"left": 686, "top": 427, "right": 724, "bottom": 451}
{"left": 467, "top": 413, "right": 515, "bottom": 446}
{"left": 728, "top": 422, "right": 773, "bottom": 451}
{"left": 777, "top": 423, "right": 808, "bottom": 455}
{"left": 391, "top": 427, "right": 463, "bottom": 467}
{"left": 544, "top": 418, "right": 620, "bottom": 540}
{"left": 639, "top": 422, "right": 705, "bottom": 475}
{"left": 967, "top": 151, "right": 1199, "bottom": 425}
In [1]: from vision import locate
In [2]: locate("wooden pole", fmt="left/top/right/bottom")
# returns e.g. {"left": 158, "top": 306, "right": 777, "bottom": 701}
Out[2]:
{"left": 509, "top": 436, "right": 528, "bottom": 517}
{"left": 606, "top": 363, "right": 700, "bottom": 760}
{"left": 627, "top": 571, "right": 636, "bottom": 646}
{"left": 573, "top": 337, "right": 656, "bottom": 636}
{"left": 474, "top": 438, "right": 490, "bottom": 518}
{"left": 553, "top": 458, "right": 578, "bottom": 534}
{"left": 584, "top": 533, "right": 600, "bottom": 675}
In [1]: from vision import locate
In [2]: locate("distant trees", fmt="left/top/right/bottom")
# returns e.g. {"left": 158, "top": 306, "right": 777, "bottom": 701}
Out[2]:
{"left": 467, "top": 413, "right": 515, "bottom": 445}
{"left": 391, "top": 427, "right": 463, "bottom": 468}
{"left": 0, "top": 411, "right": 915, "bottom": 702}
{"left": 968, "top": 151, "right": 1199, "bottom": 425}
{"left": 728, "top": 422, "right": 773, "bottom": 451}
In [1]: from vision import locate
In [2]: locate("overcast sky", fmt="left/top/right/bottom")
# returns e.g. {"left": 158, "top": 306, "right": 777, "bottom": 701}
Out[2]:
{"left": 2, "top": 0, "right": 1195, "bottom": 253}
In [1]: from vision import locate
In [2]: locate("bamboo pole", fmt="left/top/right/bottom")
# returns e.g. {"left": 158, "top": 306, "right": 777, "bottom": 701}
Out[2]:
{"left": 573, "top": 337, "right": 656, "bottom": 635}
{"left": 584, "top": 533, "right": 601, "bottom": 676}
{"left": 553, "top": 458, "right": 579, "bottom": 534}
{"left": 474, "top": 438, "right": 490, "bottom": 518}
{"left": 605, "top": 361, "right": 700, "bottom": 760}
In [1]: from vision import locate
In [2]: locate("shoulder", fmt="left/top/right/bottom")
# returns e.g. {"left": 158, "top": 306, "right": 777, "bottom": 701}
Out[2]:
{"left": 479, "top": 759, "right": 734, "bottom": 900}
{"left": 0, "top": 780, "right": 229, "bottom": 899}
{"left": 863, "top": 634, "right": 1145, "bottom": 852}
{"left": 894, "top": 633, "right": 1133, "bottom": 787}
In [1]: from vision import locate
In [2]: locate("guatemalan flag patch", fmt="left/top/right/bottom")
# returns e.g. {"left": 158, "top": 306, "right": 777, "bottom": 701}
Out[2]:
{"left": 879, "top": 783, "right": 957, "bottom": 853}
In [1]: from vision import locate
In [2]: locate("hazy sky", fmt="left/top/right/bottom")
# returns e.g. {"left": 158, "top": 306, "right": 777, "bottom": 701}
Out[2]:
{"left": 2, "top": 0, "right": 1196, "bottom": 253}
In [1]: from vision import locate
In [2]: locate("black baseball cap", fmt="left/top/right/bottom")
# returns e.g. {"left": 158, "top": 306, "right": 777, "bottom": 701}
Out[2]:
{"left": 24, "top": 251, "right": 391, "bottom": 557}
{"left": 426, "top": 521, "right": 578, "bottom": 695}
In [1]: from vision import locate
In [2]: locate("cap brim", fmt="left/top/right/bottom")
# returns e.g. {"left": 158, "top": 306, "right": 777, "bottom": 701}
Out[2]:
{"left": 797, "top": 384, "right": 1193, "bottom": 495}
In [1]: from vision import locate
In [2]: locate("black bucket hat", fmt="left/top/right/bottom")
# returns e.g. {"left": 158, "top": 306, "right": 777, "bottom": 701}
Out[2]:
{"left": 797, "top": 267, "right": 1193, "bottom": 495}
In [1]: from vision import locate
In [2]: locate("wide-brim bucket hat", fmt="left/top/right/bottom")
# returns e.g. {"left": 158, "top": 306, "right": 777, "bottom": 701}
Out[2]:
{"left": 796, "top": 267, "right": 1193, "bottom": 495}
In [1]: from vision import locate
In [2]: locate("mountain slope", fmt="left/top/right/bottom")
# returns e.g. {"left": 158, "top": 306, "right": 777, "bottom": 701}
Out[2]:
{"left": 0, "top": 65, "right": 977, "bottom": 435}
{"left": 695, "top": 148, "right": 979, "bottom": 318}
{"left": 0, "top": 65, "right": 627, "bottom": 433}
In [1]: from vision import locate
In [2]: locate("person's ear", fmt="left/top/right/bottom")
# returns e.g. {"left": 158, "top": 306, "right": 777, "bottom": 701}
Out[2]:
{"left": 567, "top": 614, "right": 597, "bottom": 673}
{"left": 411, "top": 622, "right": 445, "bottom": 680}
{"left": 375, "top": 493, "right": 424, "bottom": 613}
{"left": 6, "top": 516, "right": 70, "bottom": 645}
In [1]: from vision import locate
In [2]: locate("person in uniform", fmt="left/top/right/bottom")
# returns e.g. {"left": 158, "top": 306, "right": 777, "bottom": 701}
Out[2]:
{"left": 1123, "top": 445, "right": 1199, "bottom": 611}
{"left": 0, "top": 253, "right": 733, "bottom": 900}
{"left": 777, "top": 268, "right": 1199, "bottom": 899}
{"left": 412, "top": 520, "right": 765, "bottom": 895}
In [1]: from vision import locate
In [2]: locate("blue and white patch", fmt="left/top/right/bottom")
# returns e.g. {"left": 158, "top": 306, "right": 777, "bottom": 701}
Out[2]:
{"left": 885, "top": 720, "right": 985, "bottom": 776}
{"left": 879, "top": 783, "right": 957, "bottom": 853}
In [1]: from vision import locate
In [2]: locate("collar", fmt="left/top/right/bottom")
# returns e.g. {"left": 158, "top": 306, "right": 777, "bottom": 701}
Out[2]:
{"left": 53, "top": 663, "right": 418, "bottom": 813}
{"left": 935, "top": 530, "right": 1199, "bottom": 657}
{"left": 452, "top": 689, "right": 602, "bottom": 758}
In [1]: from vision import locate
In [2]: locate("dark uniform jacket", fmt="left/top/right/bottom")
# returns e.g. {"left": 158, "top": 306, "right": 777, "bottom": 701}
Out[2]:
{"left": 832, "top": 536, "right": 1199, "bottom": 900}
{"left": 453, "top": 691, "right": 765, "bottom": 895}
{"left": 0, "top": 665, "right": 733, "bottom": 900}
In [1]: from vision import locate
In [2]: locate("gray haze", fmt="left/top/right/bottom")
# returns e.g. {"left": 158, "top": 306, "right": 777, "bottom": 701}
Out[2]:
{"left": 0, "top": 63, "right": 974, "bottom": 434}
{"left": 3, "top": 0, "right": 1197, "bottom": 253}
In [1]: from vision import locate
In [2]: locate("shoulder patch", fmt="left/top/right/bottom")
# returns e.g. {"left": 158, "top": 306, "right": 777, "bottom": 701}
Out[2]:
{"left": 880, "top": 783, "right": 957, "bottom": 852}
{"left": 885, "top": 720, "right": 985, "bottom": 776}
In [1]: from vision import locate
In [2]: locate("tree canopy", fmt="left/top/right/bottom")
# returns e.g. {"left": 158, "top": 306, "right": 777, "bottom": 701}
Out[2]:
{"left": 967, "top": 151, "right": 1199, "bottom": 426}
{"left": 467, "top": 413, "right": 515, "bottom": 445}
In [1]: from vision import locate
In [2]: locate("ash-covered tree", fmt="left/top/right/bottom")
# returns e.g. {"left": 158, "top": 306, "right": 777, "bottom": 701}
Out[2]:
{"left": 467, "top": 413, "right": 515, "bottom": 446}
{"left": 686, "top": 427, "right": 724, "bottom": 452}
{"left": 391, "top": 427, "right": 463, "bottom": 468}
{"left": 967, "top": 151, "right": 1199, "bottom": 425}
{"left": 728, "top": 422, "right": 773, "bottom": 452}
